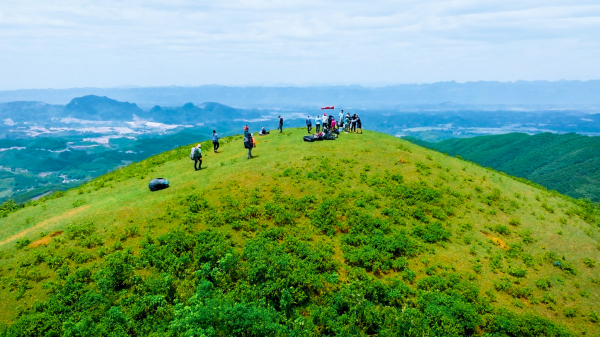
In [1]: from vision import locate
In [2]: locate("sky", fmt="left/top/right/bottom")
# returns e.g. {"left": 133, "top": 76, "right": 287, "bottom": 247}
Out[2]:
{"left": 1, "top": 0, "right": 599, "bottom": 90}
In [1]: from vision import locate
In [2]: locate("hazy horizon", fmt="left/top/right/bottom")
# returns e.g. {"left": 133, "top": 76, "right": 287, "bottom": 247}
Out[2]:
{"left": 2, "top": 79, "right": 600, "bottom": 93}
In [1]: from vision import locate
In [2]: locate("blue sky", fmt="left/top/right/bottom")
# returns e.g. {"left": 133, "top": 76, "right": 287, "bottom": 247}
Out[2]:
{"left": 1, "top": 0, "right": 599, "bottom": 89}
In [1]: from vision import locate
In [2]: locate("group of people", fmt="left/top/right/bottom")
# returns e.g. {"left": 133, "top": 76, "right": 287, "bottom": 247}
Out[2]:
{"left": 190, "top": 110, "right": 363, "bottom": 170}
{"left": 305, "top": 110, "right": 362, "bottom": 135}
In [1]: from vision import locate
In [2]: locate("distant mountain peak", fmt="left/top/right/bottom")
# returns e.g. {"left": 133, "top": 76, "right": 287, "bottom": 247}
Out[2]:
{"left": 64, "top": 95, "right": 143, "bottom": 120}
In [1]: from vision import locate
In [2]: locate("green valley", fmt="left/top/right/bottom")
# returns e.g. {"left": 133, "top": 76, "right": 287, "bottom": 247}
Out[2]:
{"left": 409, "top": 133, "right": 600, "bottom": 202}
{"left": 0, "top": 129, "right": 598, "bottom": 336}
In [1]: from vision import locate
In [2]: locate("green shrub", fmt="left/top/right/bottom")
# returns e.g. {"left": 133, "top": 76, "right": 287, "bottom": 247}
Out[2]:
{"left": 0, "top": 199, "right": 21, "bottom": 217}
{"left": 93, "top": 250, "right": 135, "bottom": 293}
{"left": 508, "top": 218, "right": 521, "bottom": 226}
{"left": 535, "top": 278, "right": 552, "bottom": 291}
{"left": 564, "top": 308, "right": 577, "bottom": 318}
{"left": 124, "top": 225, "right": 140, "bottom": 238}
{"left": 15, "top": 238, "right": 31, "bottom": 249}
{"left": 508, "top": 267, "right": 527, "bottom": 278}
{"left": 492, "top": 224, "right": 511, "bottom": 236}
{"left": 541, "top": 293, "right": 557, "bottom": 305}
{"left": 583, "top": 257, "right": 596, "bottom": 268}
{"left": 412, "top": 221, "right": 451, "bottom": 243}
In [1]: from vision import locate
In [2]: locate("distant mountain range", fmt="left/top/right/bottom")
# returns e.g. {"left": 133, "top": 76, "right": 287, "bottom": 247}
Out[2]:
{"left": 0, "top": 95, "right": 250, "bottom": 124}
{"left": 409, "top": 132, "right": 600, "bottom": 202}
{"left": 2, "top": 80, "right": 600, "bottom": 108}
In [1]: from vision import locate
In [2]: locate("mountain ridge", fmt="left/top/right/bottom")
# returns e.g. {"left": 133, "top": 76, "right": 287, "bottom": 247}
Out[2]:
{"left": 408, "top": 133, "right": 600, "bottom": 202}
{"left": 2, "top": 80, "right": 600, "bottom": 107}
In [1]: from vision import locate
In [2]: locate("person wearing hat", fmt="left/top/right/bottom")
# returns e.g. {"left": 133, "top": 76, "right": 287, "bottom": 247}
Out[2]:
{"left": 344, "top": 113, "right": 351, "bottom": 132}
{"left": 243, "top": 125, "right": 254, "bottom": 159}
{"left": 193, "top": 144, "right": 202, "bottom": 170}
{"left": 322, "top": 113, "right": 328, "bottom": 129}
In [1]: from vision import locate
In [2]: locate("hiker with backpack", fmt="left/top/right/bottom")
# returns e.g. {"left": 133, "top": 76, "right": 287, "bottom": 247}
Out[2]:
{"left": 315, "top": 116, "right": 321, "bottom": 133}
{"left": 306, "top": 115, "right": 312, "bottom": 134}
{"left": 243, "top": 125, "right": 254, "bottom": 159}
{"left": 278, "top": 116, "right": 284, "bottom": 133}
{"left": 190, "top": 144, "right": 202, "bottom": 170}
{"left": 212, "top": 130, "right": 220, "bottom": 153}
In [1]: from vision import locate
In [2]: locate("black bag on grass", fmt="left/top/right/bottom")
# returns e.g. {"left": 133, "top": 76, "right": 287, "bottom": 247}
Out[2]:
{"left": 149, "top": 178, "right": 169, "bottom": 191}
{"left": 303, "top": 135, "right": 314, "bottom": 142}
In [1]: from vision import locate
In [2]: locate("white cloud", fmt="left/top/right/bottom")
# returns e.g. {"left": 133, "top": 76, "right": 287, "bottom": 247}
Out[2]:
{"left": 0, "top": 0, "right": 599, "bottom": 89}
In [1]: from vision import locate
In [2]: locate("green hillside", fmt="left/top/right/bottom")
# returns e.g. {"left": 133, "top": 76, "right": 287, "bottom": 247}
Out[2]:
{"left": 408, "top": 133, "right": 600, "bottom": 202}
{"left": 0, "top": 129, "right": 599, "bottom": 336}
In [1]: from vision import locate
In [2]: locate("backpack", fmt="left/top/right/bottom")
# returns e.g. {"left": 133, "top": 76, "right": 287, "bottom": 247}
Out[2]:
{"left": 190, "top": 147, "right": 200, "bottom": 160}
{"left": 303, "top": 135, "right": 314, "bottom": 142}
{"left": 149, "top": 178, "right": 169, "bottom": 191}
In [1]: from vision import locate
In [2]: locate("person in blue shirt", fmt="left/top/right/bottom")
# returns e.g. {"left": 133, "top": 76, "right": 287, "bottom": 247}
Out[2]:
{"left": 212, "top": 130, "right": 220, "bottom": 153}
{"left": 306, "top": 115, "right": 312, "bottom": 133}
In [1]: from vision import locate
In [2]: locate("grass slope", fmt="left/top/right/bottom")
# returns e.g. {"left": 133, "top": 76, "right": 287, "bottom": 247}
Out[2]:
{"left": 408, "top": 132, "right": 600, "bottom": 202}
{"left": 0, "top": 128, "right": 599, "bottom": 336}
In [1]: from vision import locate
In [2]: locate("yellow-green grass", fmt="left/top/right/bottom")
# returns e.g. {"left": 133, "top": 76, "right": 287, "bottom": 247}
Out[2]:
{"left": 0, "top": 128, "right": 598, "bottom": 335}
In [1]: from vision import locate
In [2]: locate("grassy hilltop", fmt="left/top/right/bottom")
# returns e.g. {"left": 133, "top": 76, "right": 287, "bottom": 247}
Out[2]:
{"left": 0, "top": 128, "right": 599, "bottom": 336}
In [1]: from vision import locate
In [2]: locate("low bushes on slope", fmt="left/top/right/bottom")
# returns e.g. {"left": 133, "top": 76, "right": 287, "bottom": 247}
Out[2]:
{"left": 1, "top": 130, "right": 598, "bottom": 336}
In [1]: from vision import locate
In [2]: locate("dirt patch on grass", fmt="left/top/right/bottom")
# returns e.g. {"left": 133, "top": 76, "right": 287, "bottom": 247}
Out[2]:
{"left": 481, "top": 231, "right": 509, "bottom": 249}
{"left": 0, "top": 206, "right": 89, "bottom": 246}
{"left": 29, "top": 231, "right": 64, "bottom": 248}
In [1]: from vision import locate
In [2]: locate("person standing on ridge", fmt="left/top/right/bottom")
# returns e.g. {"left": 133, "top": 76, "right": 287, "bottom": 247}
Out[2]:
{"left": 191, "top": 144, "right": 202, "bottom": 170}
{"left": 339, "top": 110, "right": 344, "bottom": 128}
{"left": 278, "top": 115, "right": 284, "bottom": 133}
{"left": 322, "top": 113, "right": 328, "bottom": 131}
{"left": 351, "top": 114, "right": 358, "bottom": 133}
{"left": 344, "top": 113, "right": 351, "bottom": 132}
{"left": 212, "top": 130, "right": 220, "bottom": 153}
{"left": 243, "top": 125, "right": 254, "bottom": 159}
{"left": 306, "top": 115, "right": 312, "bottom": 133}
{"left": 355, "top": 114, "right": 363, "bottom": 134}
{"left": 315, "top": 115, "right": 321, "bottom": 133}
